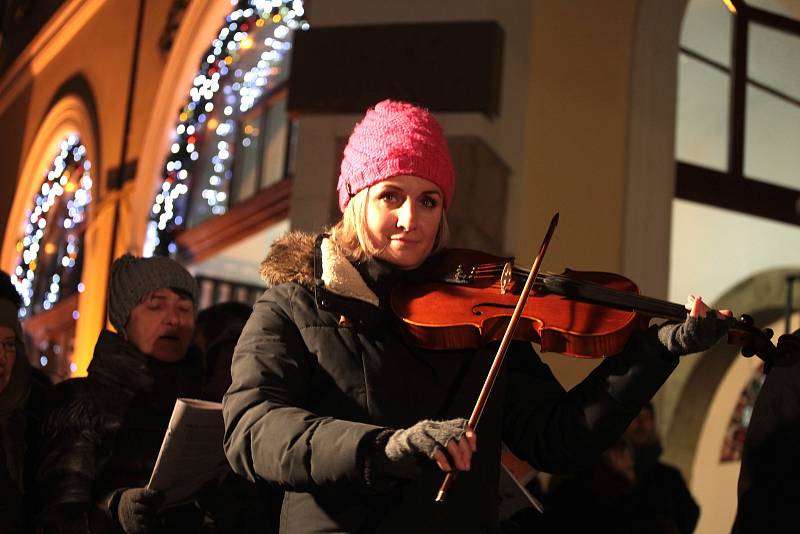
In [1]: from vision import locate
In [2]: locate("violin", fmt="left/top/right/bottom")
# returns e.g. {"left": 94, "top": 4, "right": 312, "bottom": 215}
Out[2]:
{"left": 411, "top": 213, "right": 797, "bottom": 504}
{"left": 391, "top": 247, "right": 794, "bottom": 368}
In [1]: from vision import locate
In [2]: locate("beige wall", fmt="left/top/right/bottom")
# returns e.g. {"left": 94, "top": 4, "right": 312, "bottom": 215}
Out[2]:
{"left": 520, "top": 1, "right": 641, "bottom": 389}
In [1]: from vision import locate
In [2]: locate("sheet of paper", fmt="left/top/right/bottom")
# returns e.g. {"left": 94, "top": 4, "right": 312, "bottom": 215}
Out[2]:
{"left": 147, "top": 398, "right": 230, "bottom": 508}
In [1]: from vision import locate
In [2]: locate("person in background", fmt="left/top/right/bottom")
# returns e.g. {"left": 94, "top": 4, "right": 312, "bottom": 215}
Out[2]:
{"left": 733, "top": 330, "right": 800, "bottom": 533}
{"left": 0, "top": 271, "right": 47, "bottom": 534}
{"left": 192, "top": 301, "right": 283, "bottom": 533}
{"left": 36, "top": 254, "right": 205, "bottom": 533}
{"left": 542, "top": 438, "right": 639, "bottom": 532}
{"left": 624, "top": 402, "right": 699, "bottom": 534}
{"left": 195, "top": 301, "right": 252, "bottom": 403}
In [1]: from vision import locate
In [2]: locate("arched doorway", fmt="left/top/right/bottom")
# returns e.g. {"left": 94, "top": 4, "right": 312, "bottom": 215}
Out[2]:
{"left": 0, "top": 94, "right": 100, "bottom": 379}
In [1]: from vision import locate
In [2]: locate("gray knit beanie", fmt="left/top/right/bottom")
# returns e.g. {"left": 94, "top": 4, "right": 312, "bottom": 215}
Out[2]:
{"left": 108, "top": 254, "right": 198, "bottom": 335}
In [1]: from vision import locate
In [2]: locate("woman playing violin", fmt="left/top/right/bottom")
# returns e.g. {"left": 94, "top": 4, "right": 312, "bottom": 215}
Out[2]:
{"left": 222, "top": 100, "right": 730, "bottom": 534}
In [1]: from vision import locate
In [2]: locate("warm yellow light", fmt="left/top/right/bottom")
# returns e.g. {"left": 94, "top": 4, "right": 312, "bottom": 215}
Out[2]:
{"left": 272, "top": 14, "right": 281, "bottom": 23}
{"left": 244, "top": 124, "right": 254, "bottom": 135}
{"left": 179, "top": 112, "right": 189, "bottom": 121}
{"left": 241, "top": 37, "right": 254, "bottom": 50}
{"left": 29, "top": 260, "right": 37, "bottom": 271}
{"left": 16, "top": 241, "right": 22, "bottom": 252}
{"left": 44, "top": 242, "right": 56, "bottom": 255}
{"left": 256, "top": 18, "right": 265, "bottom": 27}
{"left": 224, "top": 56, "right": 233, "bottom": 65}
{"left": 207, "top": 118, "right": 219, "bottom": 130}
{"left": 64, "top": 181, "right": 77, "bottom": 193}
{"left": 722, "top": 0, "right": 737, "bottom": 13}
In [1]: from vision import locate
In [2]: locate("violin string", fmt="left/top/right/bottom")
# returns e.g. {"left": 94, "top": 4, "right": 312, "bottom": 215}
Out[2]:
{"left": 457, "top": 262, "right": 686, "bottom": 319}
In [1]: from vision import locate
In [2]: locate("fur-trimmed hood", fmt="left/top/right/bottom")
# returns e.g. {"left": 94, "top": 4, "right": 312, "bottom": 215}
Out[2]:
{"left": 259, "top": 231, "right": 316, "bottom": 288}
{"left": 260, "top": 231, "right": 379, "bottom": 306}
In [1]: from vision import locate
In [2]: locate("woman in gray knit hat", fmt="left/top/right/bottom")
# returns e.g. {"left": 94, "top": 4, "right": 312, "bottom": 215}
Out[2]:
{"left": 36, "top": 254, "right": 209, "bottom": 534}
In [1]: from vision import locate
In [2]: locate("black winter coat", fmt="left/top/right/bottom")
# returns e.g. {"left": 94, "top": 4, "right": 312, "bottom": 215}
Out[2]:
{"left": 35, "top": 330, "right": 204, "bottom": 533}
{"left": 733, "top": 354, "right": 800, "bottom": 533}
{"left": 222, "top": 233, "right": 679, "bottom": 534}
{"left": 1, "top": 338, "right": 46, "bottom": 534}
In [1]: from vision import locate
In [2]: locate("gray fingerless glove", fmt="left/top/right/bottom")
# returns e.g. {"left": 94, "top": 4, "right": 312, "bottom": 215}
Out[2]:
{"left": 385, "top": 418, "right": 468, "bottom": 462}
{"left": 362, "top": 418, "right": 468, "bottom": 489}
{"left": 655, "top": 313, "right": 734, "bottom": 357}
{"left": 115, "top": 487, "right": 164, "bottom": 534}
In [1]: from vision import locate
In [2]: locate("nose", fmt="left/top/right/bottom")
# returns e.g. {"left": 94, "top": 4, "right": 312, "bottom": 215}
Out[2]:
{"left": 164, "top": 306, "right": 180, "bottom": 326}
{"left": 396, "top": 198, "right": 416, "bottom": 232}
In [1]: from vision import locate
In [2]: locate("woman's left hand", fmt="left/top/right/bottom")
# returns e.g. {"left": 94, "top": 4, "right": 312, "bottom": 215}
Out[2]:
{"left": 654, "top": 295, "right": 735, "bottom": 357}
{"left": 685, "top": 294, "right": 733, "bottom": 320}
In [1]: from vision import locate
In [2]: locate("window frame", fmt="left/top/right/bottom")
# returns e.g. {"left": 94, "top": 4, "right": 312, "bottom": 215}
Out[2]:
{"left": 676, "top": 0, "right": 800, "bottom": 227}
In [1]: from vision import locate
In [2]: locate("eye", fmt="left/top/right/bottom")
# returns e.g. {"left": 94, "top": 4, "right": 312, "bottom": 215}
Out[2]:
{"left": 380, "top": 191, "right": 399, "bottom": 204}
{"left": 420, "top": 195, "right": 439, "bottom": 209}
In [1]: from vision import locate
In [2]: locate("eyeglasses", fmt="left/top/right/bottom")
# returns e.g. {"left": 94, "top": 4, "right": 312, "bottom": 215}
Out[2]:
{"left": 0, "top": 339, "right": 16, "bottom": 353}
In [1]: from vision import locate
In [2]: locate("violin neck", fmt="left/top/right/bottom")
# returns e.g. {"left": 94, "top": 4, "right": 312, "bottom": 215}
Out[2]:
{"left": 538, "top": 275, "right": 688, "bottom": 322}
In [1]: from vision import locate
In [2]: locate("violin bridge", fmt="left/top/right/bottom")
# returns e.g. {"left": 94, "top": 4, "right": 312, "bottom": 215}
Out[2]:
{"left": 444, "top": 264, "right": 474, "bottom": 285}
{"left": 500, "top": 262, "right": 513, "bottom": 294}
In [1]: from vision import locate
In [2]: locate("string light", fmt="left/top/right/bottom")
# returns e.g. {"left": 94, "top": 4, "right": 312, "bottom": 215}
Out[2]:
{"left": 12, "top": 135, "right": 92, "bottom": 318}
{"left": 144, "top": 0, "right": 308, "bottom": 257}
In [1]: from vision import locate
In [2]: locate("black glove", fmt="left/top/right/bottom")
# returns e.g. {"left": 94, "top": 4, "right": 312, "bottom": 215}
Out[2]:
{"left": 115, "top": 487, "right": 164, "bottom": 534}
{"left": 654, "top": 313, "right": 734, "bottom": 357}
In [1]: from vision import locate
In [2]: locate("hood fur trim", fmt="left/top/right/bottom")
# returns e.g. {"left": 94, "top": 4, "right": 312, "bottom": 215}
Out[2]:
{"left": 259, "top": 231, "right": 316, "bottom": 288}
{"left": 320, "top": 239, "right": 379, "bottom": 306}
{"left": 260, "top": 231, "right": 379, "bottom": 306}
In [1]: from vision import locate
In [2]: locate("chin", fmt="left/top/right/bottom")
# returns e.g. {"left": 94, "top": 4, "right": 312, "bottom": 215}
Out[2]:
{"left": 385, "top": 247, "right": 430, "bottom": 270}
{"left": 150, "top": 347, "right": 186, "bottom": 363}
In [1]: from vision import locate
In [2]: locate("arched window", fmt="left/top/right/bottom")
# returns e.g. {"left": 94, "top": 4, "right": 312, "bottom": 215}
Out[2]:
{"left": 12, "top": 135, "right": 92, "bottom": 317}
{"left": 720, "top": 364, "right": 765, "bottom": 462}
{"left": 11, "top": 134, "right": 93, "bottom": 379}
{"left": 144, "top": 0, "right": 309, "bottom": 257}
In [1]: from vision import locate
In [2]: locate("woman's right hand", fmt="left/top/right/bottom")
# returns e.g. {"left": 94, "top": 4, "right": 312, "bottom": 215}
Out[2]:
{"left": 385, "top": 418, "right": 478, "bottom": 472}
{"left": 432, "top": 426, "right": 477, "bottom": 472}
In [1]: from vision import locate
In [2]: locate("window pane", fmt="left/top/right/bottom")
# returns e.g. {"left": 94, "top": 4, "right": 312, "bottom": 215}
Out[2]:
{"left": 744, "top": 84, "right": 800, "bottom": 189}
{"left": 676, "top": 54, "right": 730, "bottom": 171}
{"left": 681, "top": 0, "right": 733, "bottom": 68}
{"left": 231, "top": 115, "right": 262, "bottom": 203}
{"left": 747, "top": 24, "right": 800, "bottom": 100}
{"left": 746, "top": 0, "right": 800, "bottom": 22}
{"left": 260, "top": 96, "right": 289, "bottom": 188}
{"left": 748, "top": 22, "right": 800, "bottom": 101}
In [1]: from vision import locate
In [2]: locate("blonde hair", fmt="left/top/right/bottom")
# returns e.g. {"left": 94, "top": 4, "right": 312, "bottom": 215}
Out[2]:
{"left": 327, "top": 187, "right": 450, "bottom": 264}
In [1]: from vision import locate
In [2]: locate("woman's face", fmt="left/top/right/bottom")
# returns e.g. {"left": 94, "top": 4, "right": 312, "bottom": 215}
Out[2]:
{"left": 365, "top": 175, "right": 444, "bottom": 269}
{"left": 125, "top": 288, "right": 195, "bottom": 362}
{"left": 0, "top": 326, "right": 16, "bottom": 393}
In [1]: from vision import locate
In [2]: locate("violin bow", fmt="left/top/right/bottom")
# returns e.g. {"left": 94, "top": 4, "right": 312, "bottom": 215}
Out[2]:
{"left": 436, "top": 212, "right": 560, "bottom": 503}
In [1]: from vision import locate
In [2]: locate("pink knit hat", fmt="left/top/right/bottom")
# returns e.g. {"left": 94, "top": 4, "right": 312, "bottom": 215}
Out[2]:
{"left": 337, "top": 100, "right": 455, "bottom": 212}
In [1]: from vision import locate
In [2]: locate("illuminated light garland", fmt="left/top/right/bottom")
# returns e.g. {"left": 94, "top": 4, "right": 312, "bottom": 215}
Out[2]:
{"left": 144, "top": 0, "right": 308, "bottom": 257}
{"left": 12, "top": 135, "right": 93, "bottom": 318}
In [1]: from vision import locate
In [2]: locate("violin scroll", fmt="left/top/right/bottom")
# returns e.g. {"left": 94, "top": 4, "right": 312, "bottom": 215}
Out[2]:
{"left": 732, "top": 314, "right": 800, "bottom": 372}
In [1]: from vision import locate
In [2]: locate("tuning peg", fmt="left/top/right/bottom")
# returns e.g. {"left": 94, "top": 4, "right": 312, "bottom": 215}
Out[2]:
{"left": 763, "top": 328, "right": 774, "bottom": 340}
{"left": 740, "top": 314, "right": 754, "bottom": 326}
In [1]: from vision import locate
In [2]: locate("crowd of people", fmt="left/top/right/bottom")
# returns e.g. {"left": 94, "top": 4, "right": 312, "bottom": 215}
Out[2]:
{"left": 0, "top": 99, "right": 792, "bottom": 533}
